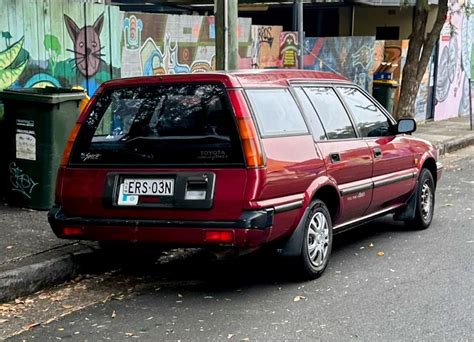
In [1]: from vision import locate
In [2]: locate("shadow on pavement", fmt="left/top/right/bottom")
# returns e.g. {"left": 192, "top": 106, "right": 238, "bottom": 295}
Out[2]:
{"left": 97, "top": 214, "right": 420, "bottom": 292}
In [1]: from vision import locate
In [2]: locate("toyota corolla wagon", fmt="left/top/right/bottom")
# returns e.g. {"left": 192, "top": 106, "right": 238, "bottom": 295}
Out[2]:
{"left": 49, "top": 70, "right": 442, "bottom": 279}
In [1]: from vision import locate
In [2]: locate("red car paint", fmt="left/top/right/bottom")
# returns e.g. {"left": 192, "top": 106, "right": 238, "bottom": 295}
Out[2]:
{"left": 49, "top": 70, "right": 441, "bottom": 254}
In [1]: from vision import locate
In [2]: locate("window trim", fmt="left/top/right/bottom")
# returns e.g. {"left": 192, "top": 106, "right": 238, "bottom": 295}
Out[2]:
{"left": 289, "top": 86, "right": 329, "bottom": 141}
{"left": 333, "top": 84, "right": 397, "bottom": 139}
{"left": 243, "top": 87, "right": 311, "bottom": 139}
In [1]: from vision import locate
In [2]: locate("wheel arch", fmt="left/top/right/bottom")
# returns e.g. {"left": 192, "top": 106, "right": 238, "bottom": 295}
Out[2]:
{"left": 421, "top": 157, "right": 437, "bottom": 187}
{"left": 311, "top": 185, "right": 340, "bottom": 224}
{"left": 280, "top": 182, "right": 341, "bottom": 257}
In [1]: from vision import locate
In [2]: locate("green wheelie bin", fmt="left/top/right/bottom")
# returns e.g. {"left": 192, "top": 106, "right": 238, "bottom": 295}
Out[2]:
{"left": 0, "top": 88, "right": 86, "bottom": 210}
{"left": 372, "top": 80, "right": 399, "bottom": 114}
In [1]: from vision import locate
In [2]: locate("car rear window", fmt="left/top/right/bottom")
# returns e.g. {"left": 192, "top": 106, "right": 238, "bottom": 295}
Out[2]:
{"left": 70, "top": 83, "right": 244, "bottom": 166}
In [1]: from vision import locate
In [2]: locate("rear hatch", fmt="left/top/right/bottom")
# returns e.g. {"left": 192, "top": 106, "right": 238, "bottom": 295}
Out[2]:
{"left": 59, "top": 82, "right": 248, "bottom": 221}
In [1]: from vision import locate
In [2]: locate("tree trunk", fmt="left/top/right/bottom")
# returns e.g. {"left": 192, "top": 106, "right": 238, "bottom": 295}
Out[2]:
{"left": 395, "top": 0, "right": 449, "bottom": 120}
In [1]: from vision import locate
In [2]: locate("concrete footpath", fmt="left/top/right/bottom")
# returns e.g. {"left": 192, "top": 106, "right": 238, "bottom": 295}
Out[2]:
{"left": 0, "top": 116, "right": 473, "bottom": 303}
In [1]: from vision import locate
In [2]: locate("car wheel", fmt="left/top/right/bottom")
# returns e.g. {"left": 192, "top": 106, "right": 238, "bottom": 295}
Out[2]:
{"left": 296, "top": 200, "right": 333, "bottom": 279}
{"left": 406, "top": 168, "right": 435, "bottom": 230}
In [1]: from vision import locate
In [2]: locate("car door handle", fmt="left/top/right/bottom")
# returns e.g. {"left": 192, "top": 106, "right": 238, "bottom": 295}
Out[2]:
{"left": 373, "top": 148, "right": 382, "bottom": 158}
{"left": 330, "top": 153, "right": 341, "bottom": 163}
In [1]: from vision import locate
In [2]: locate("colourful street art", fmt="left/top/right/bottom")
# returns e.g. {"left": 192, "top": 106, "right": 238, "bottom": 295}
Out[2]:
{"left": 0, "top": 37, "right": 28, "bottom": 89}
{"left": 279, "top": 32, "right": 299, "bottom": 69}
{"left": 251, "top": 25, "right": 282, "bottom": 69}
{"left": 304, "top": 36, "right": 375, "bottom": 91}
{"left": 121, "top": 12, "right": 252, "bottom": 77}
{"left": 435, "top": 0, "right": 473, "bottom": 120}
{"left": 0, "top": 0, "right": 122, "bottom": 95}
{"left": 64, "top": 13, "right": 105, "bottom": 78}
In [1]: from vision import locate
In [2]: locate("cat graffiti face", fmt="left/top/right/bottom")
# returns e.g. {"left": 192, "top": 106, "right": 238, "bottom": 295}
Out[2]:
{"left": 64, "top": 13, "right": 104, "bottom": 77}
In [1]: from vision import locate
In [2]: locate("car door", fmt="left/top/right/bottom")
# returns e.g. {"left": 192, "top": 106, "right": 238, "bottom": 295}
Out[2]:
{"left": 335, "top": 86, "right": 416, "bottom": 214}
{"left": 294, "top": 86, "right": 373, "bottom": 225}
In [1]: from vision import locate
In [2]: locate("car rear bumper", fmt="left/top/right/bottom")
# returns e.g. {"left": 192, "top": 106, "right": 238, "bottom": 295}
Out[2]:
{"left": 48, "top": 206, "right": 274, "bottom": 248}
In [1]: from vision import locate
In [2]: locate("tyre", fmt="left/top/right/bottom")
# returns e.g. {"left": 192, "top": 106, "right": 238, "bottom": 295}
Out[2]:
{"left": 296, "top": 200, "right": 333, "bottom": 280}
{"left": 406, "top": 168, "right": 435, "bottom": 230}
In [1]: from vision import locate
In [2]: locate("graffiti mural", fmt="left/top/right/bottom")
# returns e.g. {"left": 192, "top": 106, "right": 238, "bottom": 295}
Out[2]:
{"left": 279, "top": 32, "right": 299, "bottom": 69}
{"left": 304, "top": 36, "right": 375, "bottom": 91}
{"left": 251, "top": 25, "right": 282, "bottom": 69}
{"left": 0, "top": 36, "right": 28, "bottom": 89}
{"left": 434, "top": 0, "right": 473, "bottom": 120}
{"left": 0, "top": 0, "right": 121, "bottom": 95}
{"left": 121, "top": 12, "right": 252, "bottom": 77}
{"left": 64, "top": 13, "right": 105, "bottom": 78}
{"left": 9, "top": 162, "right": 37, "bottom": 199}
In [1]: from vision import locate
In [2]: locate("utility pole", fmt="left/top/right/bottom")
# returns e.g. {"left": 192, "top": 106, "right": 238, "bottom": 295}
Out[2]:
{"left": 215, "top": 0, "right": 238, "bottom": 71}
{"left": 297, "top": 0, "right": 304, "bottom": 69}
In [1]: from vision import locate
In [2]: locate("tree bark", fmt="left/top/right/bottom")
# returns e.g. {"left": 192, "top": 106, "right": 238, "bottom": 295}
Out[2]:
{"left": 395, "top": 0, "right": 449, "bottom": 119}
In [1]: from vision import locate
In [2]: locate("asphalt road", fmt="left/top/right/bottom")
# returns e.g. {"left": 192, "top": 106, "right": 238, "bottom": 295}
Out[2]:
{"left": 7, "top": 148, "right": 474, "bottom": 341}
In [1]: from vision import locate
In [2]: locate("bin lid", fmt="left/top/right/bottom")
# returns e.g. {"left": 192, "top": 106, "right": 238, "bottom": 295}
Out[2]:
{"left": 0, "top": 88, "right": 86, "bottom": 104}
{"left": 373, "top": 80, "right": 400, "bottom": 87}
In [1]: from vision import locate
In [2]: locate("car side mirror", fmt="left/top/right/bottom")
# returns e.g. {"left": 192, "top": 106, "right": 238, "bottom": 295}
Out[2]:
{"left": 397, "top": 118, "right": 416, "bottom": 134}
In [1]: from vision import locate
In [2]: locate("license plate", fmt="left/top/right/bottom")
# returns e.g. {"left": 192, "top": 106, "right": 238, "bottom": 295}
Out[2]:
{"left": 122, "top": 178, "right": 174, "bottom": 196}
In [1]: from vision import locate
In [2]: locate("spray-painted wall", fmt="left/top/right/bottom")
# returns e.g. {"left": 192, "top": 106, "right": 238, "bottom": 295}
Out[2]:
{"left": 120, "top": 12, "right": 252, "bottom": 77}
{"left": 0, "top": 0, "right": 122, "bottom": 96}
{"left": 303, "top": 37, "right": 376, "bottom": 91}
{"left": 250, "top": 25, "right": 283, "bottom": 69}
{"left": 0, "top": 0, "right": 471, "bottom": 121}
{"left": 434, "top": 0, "right": 474, "bottom": 120}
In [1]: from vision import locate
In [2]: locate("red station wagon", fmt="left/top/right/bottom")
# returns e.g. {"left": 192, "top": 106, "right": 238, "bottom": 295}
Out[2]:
{"left": 49, "top": 70, "right": 443, "bottom": 279}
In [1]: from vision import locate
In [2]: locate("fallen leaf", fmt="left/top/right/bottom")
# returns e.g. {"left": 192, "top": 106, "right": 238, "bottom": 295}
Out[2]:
{"left": 369, "top": 243, "right": 374, "bottom": 248}
{"left": 6, "top": 246, "right": 13, "bottom": 249}
{"left": 241, "top": 338, "right": 250, "bottom": 341}
{"left": 293, "top": 295, "right": 306, "bottom": 302}
{"left": 377, "top": 251, "right": 385, "bottom": 256}
{"left": 25, "top": 322, "right": 40, "bottom": 330}
{"left": 62, "top": 305, "right": 73, "bottom": 309}
{"left": 227, "top": 334, "right": 234, "bottom": 339}
{"left": 0, "top": 319, "right": 9, "bottom": 324}
{"left": 58, "top": 328, "right": 64, "bottom": 331}
{"left": 177, "top": 293, "right": 183, "bottom": 298}
{"left": 111, "top": 310, "right": 116, "bottom": 318}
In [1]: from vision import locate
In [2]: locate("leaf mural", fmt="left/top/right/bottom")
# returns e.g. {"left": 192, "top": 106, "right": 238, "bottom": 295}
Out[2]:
{"left": 0, "top": 37, "right": 25, "bottom": 69}
{"left": 0, "top": 59, "right": 28, "bottom": 89}
{"left": 0, "top": 37, "right": 28, "bottom": 89}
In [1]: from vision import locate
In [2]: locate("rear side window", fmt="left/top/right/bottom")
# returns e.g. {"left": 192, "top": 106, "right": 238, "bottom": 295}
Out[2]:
{"left": 304, "top": 87, "right": 357, "bottom": 140}
{"left": 246, "top": 89, "right": 308, "bottom": 137}
{"left": 336, "top": 87, "right": 392, "bottom": 137}
{"left": 71, "top": 83, "right": 244, "bottom": 166}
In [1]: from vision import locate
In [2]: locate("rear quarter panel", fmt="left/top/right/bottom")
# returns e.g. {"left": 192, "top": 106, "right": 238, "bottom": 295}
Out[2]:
{"left": 249, "top": 135, "right": 325, "bottom": 240}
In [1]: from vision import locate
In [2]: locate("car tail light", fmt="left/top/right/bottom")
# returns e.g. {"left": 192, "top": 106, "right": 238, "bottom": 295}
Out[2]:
{"left": 62, "top": 227, "right": 83, "bottom": 237}
{"left": 203, "top": 230, "right": 234, "bottom": 243}
{"left": 60, "top": 123, "right": 81, "bottom": 167}
{"left": 228, "top": 90, "right": 265, "bottom": 168}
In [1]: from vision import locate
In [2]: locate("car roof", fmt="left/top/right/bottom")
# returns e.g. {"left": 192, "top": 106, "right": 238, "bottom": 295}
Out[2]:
{"left": 100, "top": 69, "right": 349, "bottom": 91}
